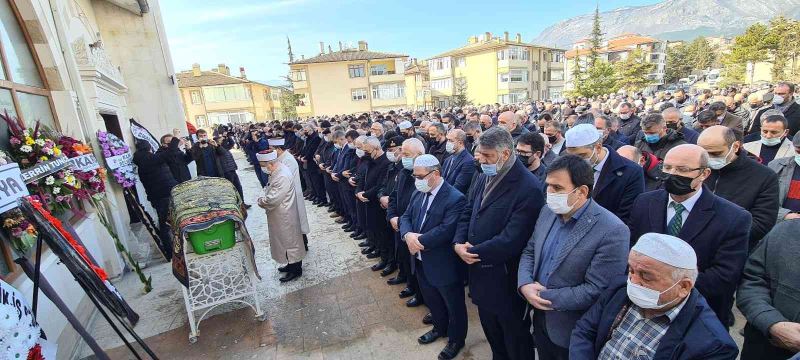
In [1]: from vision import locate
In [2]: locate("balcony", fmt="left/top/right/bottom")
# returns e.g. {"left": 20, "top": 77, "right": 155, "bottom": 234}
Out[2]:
{"left": 293, "top": 80, "right": 308, "bottom": 89}
{"left": 369, "top": 72, "right": 404, "bottom": 83}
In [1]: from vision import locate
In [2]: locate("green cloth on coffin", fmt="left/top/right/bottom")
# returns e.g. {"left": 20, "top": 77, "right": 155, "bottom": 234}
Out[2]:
{"left": 169, "top": 176, "right": 260, "bottom": 287}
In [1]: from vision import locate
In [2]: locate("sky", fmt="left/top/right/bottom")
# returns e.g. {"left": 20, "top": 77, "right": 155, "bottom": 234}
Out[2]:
{"left": 160, "top": 0, "right": 661, "bottom": 86}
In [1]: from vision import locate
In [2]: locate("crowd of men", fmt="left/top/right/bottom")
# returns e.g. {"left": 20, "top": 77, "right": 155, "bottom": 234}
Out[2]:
{"left": 138, "top": 81, "right": 800, "bottom": 360}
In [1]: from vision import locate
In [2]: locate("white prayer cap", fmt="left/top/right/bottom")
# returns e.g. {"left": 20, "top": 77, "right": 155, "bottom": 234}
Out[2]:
{"left": 565, "top": 124, "right": 600, "bottom": 147}
{"left": 632, "top": 233, "right": 697, "bottom": 270}
{"left": 256, "top": 150, "right": 278, "bottom": 162}
{"left": 398, "top": 121, "right": 413, "bottom": 130}
{"left": 268, "top": 138, "right": 285, "bottom": 146}
{"left": 414, "top": 154, "right": 439, "bottom": 167}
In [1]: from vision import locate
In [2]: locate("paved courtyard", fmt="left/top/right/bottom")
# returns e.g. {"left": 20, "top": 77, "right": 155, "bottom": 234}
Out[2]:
{"left": 77, "top": 150, "right": 492, "bottom": 359}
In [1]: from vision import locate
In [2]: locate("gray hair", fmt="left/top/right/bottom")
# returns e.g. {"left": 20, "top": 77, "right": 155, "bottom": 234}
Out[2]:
{"left": 641, "top": 113, "right": 666, "bottom": 130}
{"left": 463, "top": 120, "right": 482, "bottom": 133}
{"left": 574, "top": 112, "right": 595, "bottom": 126}
{"left": 546, "top": 121, "right": 566, "bottom": 134}
{"left": 597, "top": 115, "right": 613, "bottom": 129}
{"left": 477, "top": 127, "right": 514, "bottom": 152}
{"left": 448, "top": 129, "right": 466, "bottom": 143}
{"left": 383, "top": 120, "right": 396, "bottom": 131}
{"left": 430, "top": 122, "right": 446, "bottom": 135}
{"left": 662, "top": 107, "right": 682, "bottom": 119}
{"left": 332, "top": 130, "right": 345, "bottom": 140}
{"left": 699, "top": 148, "right": 710, "bottom": 168}
{"left": 672, "top": 267, "right": 698, "bottom": 283}
{"left": 354, "top": 135, "right": 367, "bottom": 145}
{"left": 721, "top": 126, "right": 737, "bottom": 147}
{"left": 403, "top": 138, "right": 426, "bottom": 155}
{"left": 761, "top": 109, "right": 788, "bottom": 128}
{"left": 364, "top": 136, "right": 381, "bottom": 150}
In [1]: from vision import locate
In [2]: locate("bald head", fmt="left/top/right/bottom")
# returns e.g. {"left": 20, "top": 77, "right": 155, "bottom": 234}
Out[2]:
{"left": 664, "top": 144, "right": 709, "bottom": 171}
{"left": 617, "top": 145, "right": 642, "bottom": 165}
{"left": 498, "top": 111, "right": 518, "bottom": 131}
{"left": 480, "top": 114, "right": 493, "bottom": 129}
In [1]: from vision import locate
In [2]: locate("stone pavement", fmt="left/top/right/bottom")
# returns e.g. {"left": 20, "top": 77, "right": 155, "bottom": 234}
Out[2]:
{"left": 77, "top": 150, "right": 492, "bottom": 359}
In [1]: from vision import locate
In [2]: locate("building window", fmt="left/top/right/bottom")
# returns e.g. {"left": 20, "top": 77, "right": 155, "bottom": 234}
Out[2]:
{"left": 370, "top": 64, "right": 387, "bottom": 75}
{"left": 190, "top": 90, "right": 202, "bottom": 104}
{"left": 497, "top": 90, "right": 528, "bottom": 104}
{"left": 195, "top": 115, "right": 208, "bottom": 127}
{"left": 202, "top": 85, "right": 250, "bottom": 102}
{"left": 430, "top": 78, "right": 452, "bottom": 90}
{"left": 553, "top": 52, "right": 564, "bottom": 63}
{"left": 533, "top": 62, "right": 540, "bottom": 71}
{"left": 498, "top": 46, "right": 530, "bottom": 61}
{"left": 348, "top": 64, "right": 365, "bottom": 78}
{"left": 263, "top": 89, "right": 269, "bottom": 101}
{"left": 430, "top": 57, "right": 451, "bottom": 71}
{"left": 416, "top": 90, "right": 424, "bottom": 99}
{"left": 271, "top": 92, "right": 279, "bottom": 101}
{"left": 371, "top": 83, "right": 404, "bottom": 100}
{"left": 290, "top": 70, "right": 306, "bottom": 81}
{"left": 297, "top": 93, "right": 310, "bottom": 106}
{"left": 207, "top": 111, "right": 253, "bottom": 125}
{"left": 510, "top": 69, "right": 528, "bottom": 82}
{"left": 455, "top": 57, "right": 466, "bottom": 67}
{"left": 351, "top": 88, "right": 368, "bottom": 101}
{"left": 549, "top": 69, "right": 564, "bottom": 81}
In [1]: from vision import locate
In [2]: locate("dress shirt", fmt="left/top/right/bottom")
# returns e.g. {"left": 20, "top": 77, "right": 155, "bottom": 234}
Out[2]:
{"left": 598, "top": 297, "right": 689, "bottom": 360}
{"left": 536, "top": 200, "right": 591, "bottom": 286}
{"left": 416, "top": 179, "right": 444, "bottom": 260}
{"left": 666, "top": 187, "right": 703, "bottom": 229}
{"left": 552, "top": 138, "right": 566, "bottom": 154}
{"left": 593, "top": 148, "right": 610, "bottom": 186}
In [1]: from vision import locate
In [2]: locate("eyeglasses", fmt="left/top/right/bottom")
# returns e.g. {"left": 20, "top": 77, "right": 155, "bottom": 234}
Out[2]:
{"left": 412, "top": 170, "right": 438, "bottom": 180}
{"left": 662, "top": 165, "right": 705, "bottom": 174}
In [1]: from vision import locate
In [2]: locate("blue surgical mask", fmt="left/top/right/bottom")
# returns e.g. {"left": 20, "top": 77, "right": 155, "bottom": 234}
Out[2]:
{"left": 795, "top": 154, "right": 800, "bottom": 167}
{"left": 761, "top": 137, "right": 782, "bottom": 147}
{"left": 402, "top": 157, "right": 414, "bottom": 170}
{"left": 644, "top": 133, "right": 661, "bottom": 144}
{"left": 481, "top": 157, "right": 503, "bottom": 176}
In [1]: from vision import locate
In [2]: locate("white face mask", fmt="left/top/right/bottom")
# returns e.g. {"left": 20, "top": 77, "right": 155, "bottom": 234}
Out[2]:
{"left": 708, "top": 145, "right": 734, "bottom": 170}
{"left": 546, "top": 188, "right": 578, "bottom": 214}
{"left": 619, "top": 113, "right": 631, "bottom": 120}
{"left": 386, "top": 152, "right": 398, "bottom": 163}
{"left": 355, "top": 149, "right": 366, "bottom": 158}
{"left": 773, "top": 94, "right": 785, "bottom": 105}
{"left": 445, "top": 141, "right": 456, "bottom": 153}
{"left": 761, "top": 136, "right": 783, "bottom": 147}
{"left": 626, "top": 278, "right": 681, "bottom": 310}
{"left": 415, "top": 178, "right": 432, "bottom": 193}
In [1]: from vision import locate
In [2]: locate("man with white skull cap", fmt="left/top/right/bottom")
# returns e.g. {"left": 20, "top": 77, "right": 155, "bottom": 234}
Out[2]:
{"left": 565, "top": 123, "right": 644, "bottom": 223}
{"left": 570, "top": 233, "right": 738, "bottom": 359}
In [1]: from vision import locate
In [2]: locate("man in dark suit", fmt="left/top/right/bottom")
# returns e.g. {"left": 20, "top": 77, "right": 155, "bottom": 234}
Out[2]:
{"left": 357, "top": 136, "right": 394, "bottom": 274}
{"left": 400, "top": 154, "right": 468, "bottom": 360}
{"left": 750, "top": 82, "right": 800, "bottom": 137}
{"left": 300, "top": 125, "right": 326, "bottom": 205}
{"left": 442, "top": 129, "right": 475, "bottom": 194}
{"left": 565, "top": 124, "right": 645, "bottom": 224}
{"left": 332, "top": 130, "right": 358, "bottom": 226}
{"left": 518, "top": 154, "right": 630, "bottom": 359}
{"left": 695, "top": 102, "right": 744, "bottom": 134}
{"left": 453, "top": 127, "right": 545, "bottom": 360}
{"left": 386, "top": 138, "right": 427, "bottom": 307}
{"left": 463, "top": 120, "right": 482, "bottom": 156}
{"left": 628, "top": 143, "right": 751, "bottom": 327}
{"left": 544, "top": 121, "right": 568, "bottom": 163}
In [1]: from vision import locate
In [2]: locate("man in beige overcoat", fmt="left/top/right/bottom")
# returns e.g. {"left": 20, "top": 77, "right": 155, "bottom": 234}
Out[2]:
{"left": 257, "top": 150, "right": 306, "bottom": 283}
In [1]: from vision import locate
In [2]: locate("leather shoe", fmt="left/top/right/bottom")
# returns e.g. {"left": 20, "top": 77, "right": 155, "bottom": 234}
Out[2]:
{"left": 335, "top": 217, "right": 347, "bottom": 224}
{"left": 360, "top": 247, "right": 374, "bottom": 254}
{"left": 277, "top": 265, "right": 289, "bottom": 273}
{"left": 422, "top": 312, "right": 433, "bottom": 325}
{"left": 380, "top": 263, "right": 397, "bottom": 277}
{"left": 406, "top": 296, "right": 423, "bottom": 307}
{"left": 386, "top": 276, "right": 406, "bottom": 285}
{"left": 329, "top": 212, "right": 339, "bottom": 218}
{"left": 279, "top": 271, "right": 302, "bottom": 283}
{"left": 341, "top": 223, "right": 352, "bottom": 230}
{"left": 244, "top": 204, "right": 252, "bottom": 209}
{"left": 438, "top": 342, "right": 464, "bottom": 360}
{"left": 417, "top": 329, "right": 441, "bottom": 345}
{"left": 365, "top": 251, "right": 381, "bottom": 259}
{"left": 399, "top": 287, "right": 415, "bottom": 298}
{"left": 357, "top": 241, "right": 370, "bottom": 247}
{"left": 371, "top": 260, "right": 387, "bottom": 271}
{"left": 353, "top": 234, "right": 367, "bottom": 240}
{"left": 349, "top": 231, "right": 362, "bottom": 238}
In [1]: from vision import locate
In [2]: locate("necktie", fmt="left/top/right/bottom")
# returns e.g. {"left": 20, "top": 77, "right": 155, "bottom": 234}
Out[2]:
{"left": 668, "top": 202, "right": 686, "bottom": 236}
{"left": 416, "top": 193, "right": 430, "bottom": 232}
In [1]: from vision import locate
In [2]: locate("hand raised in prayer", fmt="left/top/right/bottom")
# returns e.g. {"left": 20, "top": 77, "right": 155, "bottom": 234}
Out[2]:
{"left": 520, "top": 282, "right": 553, "bottom": 311}
{"left": 348, "top": 178, "right": 356, "bottom": 187}
{"left": 454, "top": 242, "right": 480, "bottom": 264}
{"left": 257, "top": 197, "right": 267, "bottom": 209}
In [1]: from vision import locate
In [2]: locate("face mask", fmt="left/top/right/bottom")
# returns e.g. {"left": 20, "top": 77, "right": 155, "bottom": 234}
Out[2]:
{"left": 347, "top": 143, "right": 355, "bottom": 150}
{"left": 402, "top": 157, "right": 414, "bottom": 170}
{"left": 548, "top": 135, "right": 558, "bottom": 144}
{"left": 716, "top": 115, "right": 725, "bottom": 122}
{"left": 546, "top": 188, "right": 578, "bottom": 214}
{"left": 481, "top": 156, "right": 504, "bottom": 176}
{"left": 795, "top": 154, "right": 800, "bottom": 167}
{"left": 619, "top": 113, "right": 631, "bottom": 120}
{"left": 627, "top": 278, "right": 681, "bottom": 310}
{"left": 749, "top": 104, "right": 760, "bottom": 109}
{"left": 415, "top": 178, "right": 432, "bottom": 193}
{"left": 319, "top": 133, "right": 324, "bottom": 139}
{"left": 773, "top": 95, "right": 785, "bottom": 105}
{"left": 446, "top": 141, "right": 456, "bottom": 153}
{"left": 761, "top": 136, "right": 783, "bottom": 147}
{"left": 584, "top": 148, "right": 597, "bottom": 167}
{"left": 199, "top": 137, "right": 208, "bottom": 143}
{"left": 334, "top": 143, "right": 342, "bottom": 149}
{"left": 663, "top": 173, "right": 698, "bottom": 196}
{"left": 356, "top": 149, "right": 366, "bottom": 158}
{"left": 666, "top": 122, "right": 678, "bottom": 130}
{"left": 518, "top": 154, "right": 531, "bottom": 166}
{"left": 386, "top": 152, "right": 398, "bottom": 163}
{"left": 644, "top": 133, "right": 661, "bottom": 144}
{"left": 708, "top": 145, "right": 734, "bottom": 170}
{"left": 466, "top": 135, "right": 475, "bottom": 143}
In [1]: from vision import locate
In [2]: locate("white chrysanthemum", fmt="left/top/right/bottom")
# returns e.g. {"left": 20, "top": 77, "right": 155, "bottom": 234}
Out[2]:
{"left": 19, "top": 145, "right": 32, "bottom": 153}
{"left": 45, "top": 176, "right": 55, "bottom": 185}
{"left": 35, "top": 139, "right": 45, "bottom": 147}
{"left": 52, "top": 187, "right": 61, "bottom": 194}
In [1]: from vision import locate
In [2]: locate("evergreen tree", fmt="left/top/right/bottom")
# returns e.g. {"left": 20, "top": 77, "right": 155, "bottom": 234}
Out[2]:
{"left": 722, "top": 23, "right": 771, "bottom": 85}
{"left": 615, "top": 49, "right": 655, "bottom": 92}
{"left": 588, "top": 5, "right": 603, "bottom": 67}
{"left": 451, "top": 77, "right": 472, "bottom": 107}
{"left": 578, "top": 61, "right": 617, "bottom": 98}
{"left": 665, "top": 42, "right": 692, "bottom": 83}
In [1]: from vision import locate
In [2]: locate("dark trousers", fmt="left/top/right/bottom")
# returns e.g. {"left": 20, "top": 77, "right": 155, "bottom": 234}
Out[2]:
{"left": 356, "top": 200, "right": 366, "bottom": 232}
{"left": 741, "top": 323, "right": 795, "bottom": 360}
{"left": 298, "top": 164, "right": 307, "bottom": 192}
{"left": 416, "top": 259, "right": 467, "bottom": 344}
{"left": 339, "top": 182, "right": 356, "bottom": 222}
{"left": 151, "top": 197, "right": 173, "bottom": 261}
{"left": 477, "top": 307, "right": 534, "bottom": 360}
{"left": 533, "top": 313, "right": 568, "bottom": 360}
{"left": 324, "top": 175, "right": 340, "bottom": 211}
{"left": 224, "top": 171, "right": 244, "bottom": 201}
{"left": 307, "top": 161, "right": 326, "bottom": 202}
{"left": 397, "top": 234, "right": 422, "bottom": 298}
{"left": 254, "top": 163, "right": 268, "bottom": 187}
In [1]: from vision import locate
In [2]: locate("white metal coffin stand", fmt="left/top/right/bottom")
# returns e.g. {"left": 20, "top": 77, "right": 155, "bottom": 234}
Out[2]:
{"left": 180, "top": 238, "right": 264, "bottom": 344}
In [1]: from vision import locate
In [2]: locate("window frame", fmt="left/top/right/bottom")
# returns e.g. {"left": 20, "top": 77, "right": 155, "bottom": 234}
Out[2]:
{"left": 348, "top": 64, "right": 365, "bottom": 78}
{"left": 369, "top": 64, "right": 387, "bottom": 76}
{"left": 191, "top": 90, "right": 202, "bottom": 104}
{"left": 351, "top": 88, "right": 368, "bottom": 101}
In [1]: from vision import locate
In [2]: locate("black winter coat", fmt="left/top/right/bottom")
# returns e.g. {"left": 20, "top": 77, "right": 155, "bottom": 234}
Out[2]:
{"left": 190, "top": 144, "right": 225, "bottom": 177}
{"left": 133, "top": 141, "right": 177, "bottom": 202}
{"left": 216, "top": 146, "right": 238, "bottom": 173}
{"left": 156, "top": 137, "right": 193, "bottom": 183}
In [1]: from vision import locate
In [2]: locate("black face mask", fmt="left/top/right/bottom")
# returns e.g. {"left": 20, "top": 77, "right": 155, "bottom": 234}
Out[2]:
{"left": 750, "top": 104, "right": 760, "bottom": 109}
{"left": 548, "top": 135, "right": 558, "bottom": 144}
{"left": 466, "top": 135, "right": 475, "bottom": 143}
{"left": 518, "top": 155, "right": 531, "bottom": 166}
{"left": 663, "top": 173, "right": 698, "bottom": 196}
{"left": 480, "top": 124, "right": 487, "bottom": 131}
{"left": 666, "top": 122, "right": 679, "bottom": 130}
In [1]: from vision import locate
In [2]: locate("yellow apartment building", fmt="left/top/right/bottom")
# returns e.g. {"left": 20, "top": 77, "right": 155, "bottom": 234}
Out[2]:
{"left": 404, "top": 59, "right": 432, "bottom": 110}
{"left": 425, "top": 32, "right": 566, "bottom": 107}
{"left": 177, "top": 63, "right": 285, "bottom": 128}
{"left": 289, "top": 41, "right": 408, "bottom": 117}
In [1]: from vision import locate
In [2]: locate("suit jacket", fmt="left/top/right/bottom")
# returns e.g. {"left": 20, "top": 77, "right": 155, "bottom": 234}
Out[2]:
{"left": 628, "top": 188, "right": 751, "bottom": 326}
{"left": 454, "top": 159, "right": 545, "bottom": 315}
{"left": 593, "top": 147, "right": 645, "bottom": 224}
{"left": 570, "top": 278, "right": 739, "bottom": 360}
{"left": 744, "top": 138, "right": 795, "bottom": 163}
{"left": 400, "top": 181, "right": 467, "bottom": 287}
{"left": 386, "top": 168, "right": 415, "bottom": 221}
{"left": 768, "top": 156, "right": 798, "bottom": 222}
{"left": 442, "top": 150, "right": 475, "bottom": 194}
{"left": 751, "top": 101, "right": 800, "bottom": 137}
{"left": 518, "top": 200, "right": 630, "bottom": 348}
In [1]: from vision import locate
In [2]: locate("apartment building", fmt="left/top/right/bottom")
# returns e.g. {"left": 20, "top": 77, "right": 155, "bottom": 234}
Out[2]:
{"left": 177, "top": 63, "right": 284, "bottom": 127}
{"left": 425, "top": 32, "right": 566, "bottom": 107}
{"left": 565, "top": 33, "right": 667, "bottom": 90}
{"left": 289, "top": 41, "right": 408, "bottom": 117}
{"left": 404, "top": 59, "right": 432, "bottom": 110}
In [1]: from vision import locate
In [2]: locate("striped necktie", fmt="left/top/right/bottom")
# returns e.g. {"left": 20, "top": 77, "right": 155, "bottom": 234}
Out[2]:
{"left": 668, "top": 202, "right": 686, "bottom": 236}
